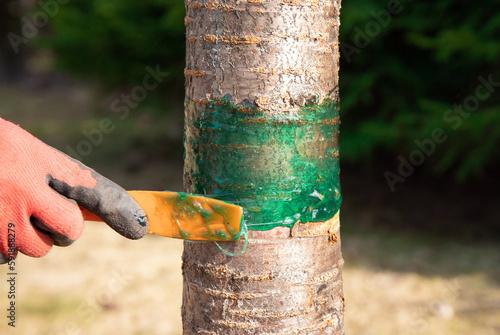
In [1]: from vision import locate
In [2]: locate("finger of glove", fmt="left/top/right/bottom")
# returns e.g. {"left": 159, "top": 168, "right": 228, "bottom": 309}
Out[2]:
{"left": 30, "top": 216, "right": 79, "bottom": 247}
{"left": 16, "top": 216, "right": 54, "bottom": 258}
{"left": 48, "top": 165, "right": 149, "bottom": 240}
{"left": 31, "top": 186, "right": 85, "bottom": 246}
{"left": 43, "top": 143, "right": 98, "bottom": 190}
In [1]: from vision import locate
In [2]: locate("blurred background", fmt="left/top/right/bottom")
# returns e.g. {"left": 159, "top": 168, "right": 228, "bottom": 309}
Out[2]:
{"left": 0, "top": 0, "right": 499, "bottom": 334}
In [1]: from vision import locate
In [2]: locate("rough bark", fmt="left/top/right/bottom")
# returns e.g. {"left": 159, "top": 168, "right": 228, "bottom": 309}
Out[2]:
{"left": 182, "top": 0, "right": 343, "bottom": 333}
{"left": 184, "top": 0, "right": 340, "bottom": 112}
{"left": 183, "top": 225, "right": 343, "bottom": 334}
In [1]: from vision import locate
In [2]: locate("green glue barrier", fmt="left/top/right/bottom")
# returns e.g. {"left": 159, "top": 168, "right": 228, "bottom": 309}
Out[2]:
{"left": 184, "top": 95, "right": 342, "bottom": 231}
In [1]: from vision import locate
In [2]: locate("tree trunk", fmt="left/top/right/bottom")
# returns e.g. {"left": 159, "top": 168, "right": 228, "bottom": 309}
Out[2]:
{"left": 182, "top": 0, "right": 343, "bottom": 333}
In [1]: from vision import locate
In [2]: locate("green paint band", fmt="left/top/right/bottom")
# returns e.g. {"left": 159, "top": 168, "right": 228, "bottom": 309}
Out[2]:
{"left": 184, "top": 96, "right": 341, "bottom": 231}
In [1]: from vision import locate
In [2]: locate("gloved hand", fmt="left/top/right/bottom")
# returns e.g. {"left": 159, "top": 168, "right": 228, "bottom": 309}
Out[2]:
{"left": 0, "top": 117, "right": 149, "bottom": 263}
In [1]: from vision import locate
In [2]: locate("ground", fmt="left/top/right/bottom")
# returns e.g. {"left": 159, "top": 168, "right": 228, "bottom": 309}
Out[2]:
{"left": 0, "top": 83, "right": 499, "bottom": 334}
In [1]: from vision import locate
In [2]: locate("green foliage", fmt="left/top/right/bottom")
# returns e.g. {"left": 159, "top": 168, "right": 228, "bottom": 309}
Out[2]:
{"left": 41, "top": 0, "right": 500, "bottom": 180}
{"left": 41, "top": 0, "right": 185, "bottom": 88}
{"left": 0, "top": 1, "right": 25, "bottom": 75}
{"left": 339, "top": 0, "right": 500, "bottom": 179}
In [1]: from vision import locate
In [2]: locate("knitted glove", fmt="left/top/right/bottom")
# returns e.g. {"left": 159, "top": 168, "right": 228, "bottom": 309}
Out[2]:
{"left": 0, "top": 117, "right": 148, "bottom": 263}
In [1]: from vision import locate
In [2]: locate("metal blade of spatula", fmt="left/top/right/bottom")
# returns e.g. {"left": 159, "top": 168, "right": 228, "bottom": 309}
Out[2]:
{"left": 80, "top": 191, "right": 243, "bottom": 241}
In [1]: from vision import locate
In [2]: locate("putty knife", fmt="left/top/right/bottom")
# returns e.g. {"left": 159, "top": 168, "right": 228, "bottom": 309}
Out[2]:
{"left": 80, "top": 191, "right": 243, "bottom": 241}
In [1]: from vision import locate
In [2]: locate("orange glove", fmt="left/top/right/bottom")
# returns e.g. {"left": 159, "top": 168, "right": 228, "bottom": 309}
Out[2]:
{"left": 0, "top": 117, "right": 149, "bottom": 263}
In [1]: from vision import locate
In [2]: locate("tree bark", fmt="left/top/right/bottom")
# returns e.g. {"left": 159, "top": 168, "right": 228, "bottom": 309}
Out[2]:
{"left": 182, "top": 0, "right": 343, "bottom": 333}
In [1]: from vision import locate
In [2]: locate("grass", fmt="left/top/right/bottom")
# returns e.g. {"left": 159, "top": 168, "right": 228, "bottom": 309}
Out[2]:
{"left": 341, "top": 222, "right": 500, "bottom": 335}
{"left": 0, "top": 83, "right": 499, "bottom": 334}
